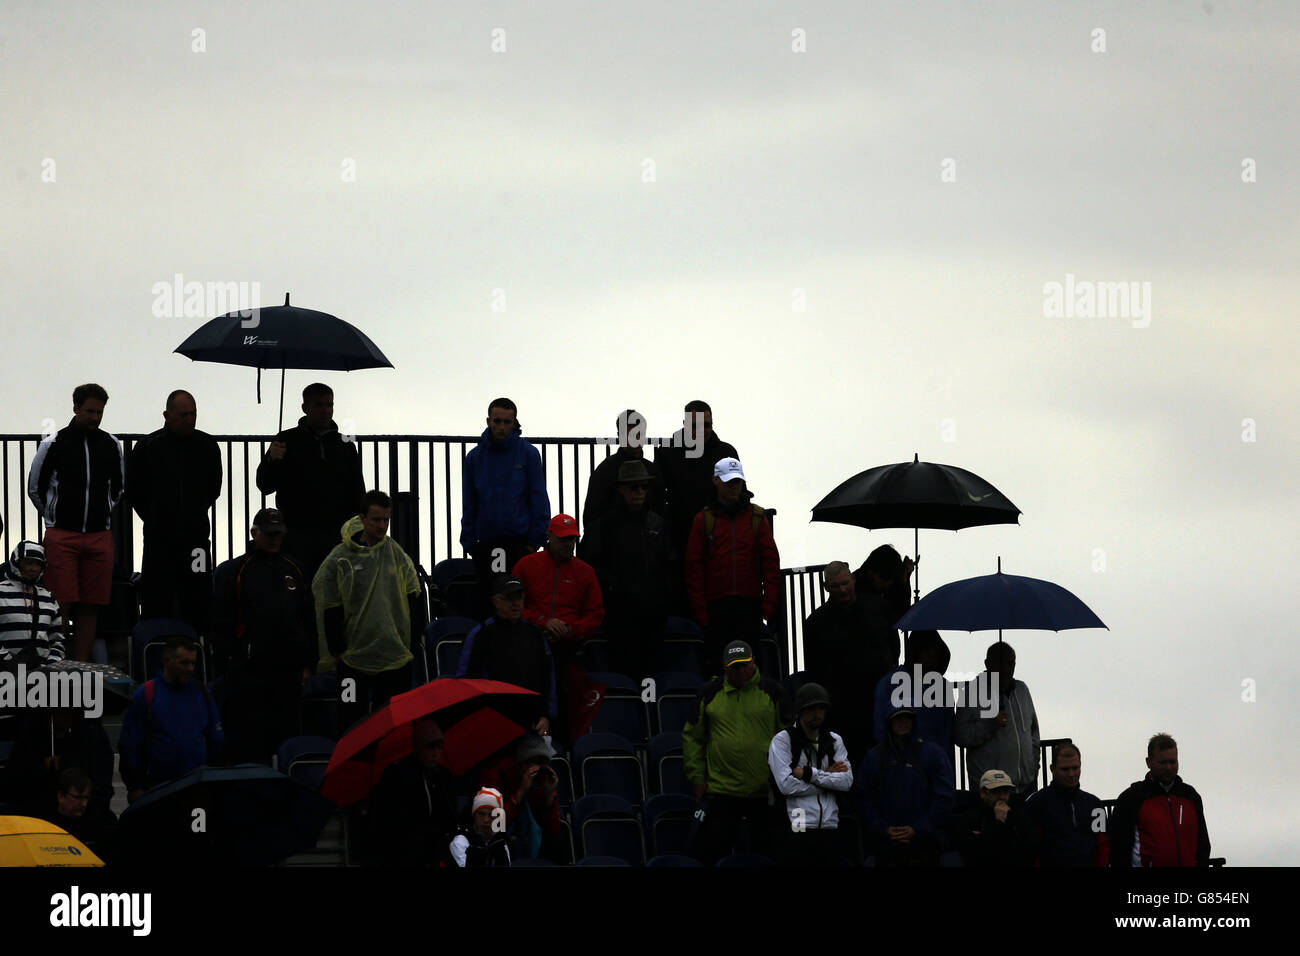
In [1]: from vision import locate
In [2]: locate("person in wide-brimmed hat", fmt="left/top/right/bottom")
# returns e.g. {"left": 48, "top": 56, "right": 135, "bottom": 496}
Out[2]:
{"left": 578, "top": 458, "right": 672, "bottom": 679}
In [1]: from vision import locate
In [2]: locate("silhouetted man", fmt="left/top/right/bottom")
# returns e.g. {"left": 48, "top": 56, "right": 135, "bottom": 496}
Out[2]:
{"left": 128, "top": 389, "right": 222, "bottom": 631}
{"left": 256, "top": 383, "right": 365, "bottom": 582}
{"left": 29, "top": 383, "right": 124, "bottom": 662}
{"left": 461, "top": 398, "right": 550, "bottom": 608}
{"left": 1110, "top": 733, "right": 1210, "bottom": 867}
{"left": 802, "top": 561, "right": 900, "bottom": 754}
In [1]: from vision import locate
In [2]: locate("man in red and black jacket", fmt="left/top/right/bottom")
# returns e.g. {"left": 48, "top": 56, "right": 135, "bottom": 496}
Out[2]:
{"left": 1110, "top": 732, "right": 1210, "bottom": 867}
{"left": 685, "top": 457, "right": 780, "bottom": 674}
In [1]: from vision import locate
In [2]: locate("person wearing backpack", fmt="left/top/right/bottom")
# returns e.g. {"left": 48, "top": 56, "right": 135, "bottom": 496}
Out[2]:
{"left": 118, "top": 635, "right": 224, "bottom": 803}
{"left": 768, "top": 683, "right": 853, "bottom": 866}
{"left": 683, "top": 641, "right": 788, "bottom": 864}
{"left": 854, "top": 704, "right": 954, "bottom": 866}
{"left": 684, "top": 458, "right": 780, "bottom": 673}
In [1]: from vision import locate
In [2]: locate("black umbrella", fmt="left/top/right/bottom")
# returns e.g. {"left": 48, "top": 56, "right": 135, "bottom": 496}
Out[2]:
{"left": 174, "top": 293, "right": 393, "bottom": 429}
{"left": 113, "top": 764, "right": 334, "bottom": 866}
{"left": 811, "top": 453, "right": 1021, "bottom": 600}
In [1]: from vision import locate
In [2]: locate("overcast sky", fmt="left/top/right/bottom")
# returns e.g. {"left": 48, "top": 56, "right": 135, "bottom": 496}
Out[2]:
{"left": 2, "top": 1, "right": 1297, "bottom": 864}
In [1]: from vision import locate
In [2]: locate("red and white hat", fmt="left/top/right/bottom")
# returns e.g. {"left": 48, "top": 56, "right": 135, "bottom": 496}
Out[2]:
{"left": 472, "top": 787, "right": 504, "bottom": 814}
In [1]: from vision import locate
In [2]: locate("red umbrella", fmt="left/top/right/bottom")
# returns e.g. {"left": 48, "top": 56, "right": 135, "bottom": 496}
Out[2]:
{"left": 322, "top": 679, "right": 541, "bottom": 808}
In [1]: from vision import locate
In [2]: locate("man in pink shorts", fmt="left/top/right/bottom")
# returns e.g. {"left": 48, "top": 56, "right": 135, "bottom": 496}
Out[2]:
{"left": 28, "top": 383, "right": 124, "bottom": 661}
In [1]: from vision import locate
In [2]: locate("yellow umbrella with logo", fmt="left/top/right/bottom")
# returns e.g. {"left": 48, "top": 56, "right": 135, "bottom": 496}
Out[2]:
{"left": 0, "top": 816, "right": 103, "bottom": 867}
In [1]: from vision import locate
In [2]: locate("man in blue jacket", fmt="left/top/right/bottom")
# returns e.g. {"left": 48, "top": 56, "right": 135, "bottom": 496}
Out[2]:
{"left": 460, "top": 398, "right": 550, "bottom": 607}
{"left": 1024, "top": 742, "right": 1109, "bottom": 866}
{"left": 854, "top": 704, "right": 954, "bottom": 866}
{"left": 119, "top": 636, "right": 223, "bottom": 802}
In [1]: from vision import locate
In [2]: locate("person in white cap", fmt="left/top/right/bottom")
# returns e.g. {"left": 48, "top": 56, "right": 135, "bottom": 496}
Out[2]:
{"left": 684, "top": 456, "right": 780, "bottom": 672}
{"left": 449, "top": 787, "right": 512, "bottom": 867}
{"left": 951, "top": 768, "right": 1035, "bottom": 867}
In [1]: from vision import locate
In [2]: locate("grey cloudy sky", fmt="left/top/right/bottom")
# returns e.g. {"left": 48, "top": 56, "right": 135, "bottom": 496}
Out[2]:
{"left": 2, "top": 2, "right": 1297, "bottom": 864}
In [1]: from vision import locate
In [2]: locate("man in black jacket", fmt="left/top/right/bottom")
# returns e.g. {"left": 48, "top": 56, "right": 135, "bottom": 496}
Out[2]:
{"left": 368, "top": 719, "right": 458, "bottom": 866}
{"left": 28, "top": 384, "right": 124, "bottom": 662}
{"left": 580, "top": 409, "right": 665, "bottom": 529}
{"left": 653, "top": 400, "right": 739, "bottom": 615}
{"left": 127, "top": 390, "right": 223, "bottom": 632}
{"left": 455, "top": 576, "right": 555, "bottom": 737}
{"left": 802, "top": 561, "right": 900, "bottom": 756}
{"left": 579, "top": 459, "right": 672, "bottom": 678}
{"left": 210, "top": 508, "right": 316, "bottom": 763}
{"left": 255, "top": 383, "right": 365, "bottom": 583}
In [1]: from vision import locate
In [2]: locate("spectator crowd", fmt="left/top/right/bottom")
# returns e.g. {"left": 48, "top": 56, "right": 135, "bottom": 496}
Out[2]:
{"left": 0, "top": 384, "right": 1212, "bottom": 868}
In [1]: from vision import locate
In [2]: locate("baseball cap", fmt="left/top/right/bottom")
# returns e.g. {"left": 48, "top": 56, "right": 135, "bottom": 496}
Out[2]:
{"left": 252, "top": 508, "right": 287, "bottom": 533}
{"left": 979, "top": 769, "right": 1015, "bottom": 792}
{"left": 722, "top": 641, "right": 754, "bottom": 668}
{"left": 491, "top": 575, "right": 525, "bottom": 597}
{"left": 547, "top": 514, "right": 579, "bottom": 538}
{"left": 713, "top": 457, "right": 745, "bottom": 482}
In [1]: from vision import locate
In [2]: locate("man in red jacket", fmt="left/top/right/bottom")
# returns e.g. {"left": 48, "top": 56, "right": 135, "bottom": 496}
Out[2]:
{"left": 685, "top": 458, "right": 781, "bottom": 674}
{"left": 513, "top": 514, "right": 604, "bottom": 644}
{"left": 1110, "top": 733, "right": 1211, "bottom": 867}
{"left": 513, "top": 515, "right": 604, "bottom": 739}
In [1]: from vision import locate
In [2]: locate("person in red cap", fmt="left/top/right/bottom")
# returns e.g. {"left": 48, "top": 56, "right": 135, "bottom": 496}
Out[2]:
{"left": 514, "top": 515, "right": 605, "bottom": 643}
{"left": 513, "top": 515, "right": 604, "bottom": 739}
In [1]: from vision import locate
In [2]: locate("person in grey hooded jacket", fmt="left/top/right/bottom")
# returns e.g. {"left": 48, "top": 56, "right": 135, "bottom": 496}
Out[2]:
{"left": 954, "top": 642, "right": 1040, "bottom": 796}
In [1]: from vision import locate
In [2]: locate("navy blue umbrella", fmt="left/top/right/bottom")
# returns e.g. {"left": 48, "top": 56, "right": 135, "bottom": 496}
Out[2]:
{"left": 895, "top": 558, "right": 1106, "bottom": 640}
{"left": 174, "top": 293, "right": 393, "bottom": 428}
{"left": 114, "top": 764, "right": 334, "bottom": 866}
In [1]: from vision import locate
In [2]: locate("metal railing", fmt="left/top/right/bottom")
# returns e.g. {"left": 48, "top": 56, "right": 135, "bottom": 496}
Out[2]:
{"left": 4, "top": 432, "right": 816, "bottom": 669}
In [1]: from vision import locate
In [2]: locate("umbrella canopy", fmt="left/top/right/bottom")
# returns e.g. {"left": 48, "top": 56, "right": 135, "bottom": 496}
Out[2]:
{"left": 896, "top": 561, "right": 1106, "bottom": 635}
{"left": 173, "top": 293, "right": 393, "bottom": 427}
{"left": 812, "top": 453, "right": 1021, "bottom": 598}
{"left": 0, "top": 816, "right": 104, "bottom": 867}
{"left": 113, "top": 764, "right": 333, "bottom": 866}
{"left": 46, "top": 660, "right": 134, "bottom": 701}
{"left": 322, "top": 679, "right": 541, "bottom": 808}
{"left": 812, "top": 454, "right": 1021, "bottom": 531}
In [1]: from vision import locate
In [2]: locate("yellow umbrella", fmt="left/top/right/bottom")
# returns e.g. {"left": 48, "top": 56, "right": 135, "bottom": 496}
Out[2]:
{"left": 0, "top": 816, "right": 104, "bottom": 867}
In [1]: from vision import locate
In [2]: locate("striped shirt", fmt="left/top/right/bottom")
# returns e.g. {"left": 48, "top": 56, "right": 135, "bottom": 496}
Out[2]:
{"left": 0, "top": 578, "right": 65, "bottom": 662}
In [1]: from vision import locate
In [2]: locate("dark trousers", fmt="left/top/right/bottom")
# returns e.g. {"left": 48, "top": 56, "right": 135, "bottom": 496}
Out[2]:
{"left": 869, "top": 831, "right": 942, "bottom": 867}
{"left": 337, "top": 661, "right": 412, "bottom": 732}
{"left": 702, "top": 597, "right": 763, "bottom": 677}
{"left": 139, "top": 540, "right": 213, "bottom": 635}
{"left": 603, "top": 600, "right": 665, "bottom": 681}
{"left": 773, "top": 826, "right": 847, "bottom": 867}
{"left": 690, "top": 794, "right": 772, "bottom": 865}
{"left": 222, "top": 666, "right": 301, "bottom": 764}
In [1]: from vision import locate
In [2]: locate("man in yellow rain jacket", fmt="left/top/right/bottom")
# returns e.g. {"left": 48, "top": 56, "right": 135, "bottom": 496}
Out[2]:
{"left": 314, "top": 490, "right": 425, "bottom": 729}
